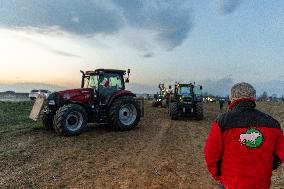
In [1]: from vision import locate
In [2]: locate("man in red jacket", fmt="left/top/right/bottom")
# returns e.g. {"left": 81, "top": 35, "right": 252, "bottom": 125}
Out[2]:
{"left": 204, "top": 82, "right": 284, "bottom": 189}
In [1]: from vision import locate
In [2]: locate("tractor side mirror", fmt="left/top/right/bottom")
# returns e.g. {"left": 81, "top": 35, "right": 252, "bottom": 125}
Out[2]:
{"left": 125, "top": 78, "right": 129, "bottom": 83}
{"left": 154, "top": 94, "right": 158, "bottom": 99}
{"left": 200, "top": 86, "right": 203, "bottom": 90}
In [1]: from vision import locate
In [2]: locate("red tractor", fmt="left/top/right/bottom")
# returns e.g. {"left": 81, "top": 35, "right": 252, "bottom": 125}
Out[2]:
{"left": 30, "top": 69, "right": 143, "bottom": 136}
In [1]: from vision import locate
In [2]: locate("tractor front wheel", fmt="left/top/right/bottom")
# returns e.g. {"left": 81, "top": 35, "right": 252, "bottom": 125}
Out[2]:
{"left": 110, "top": 96, "right": 141, "bottom": 131}
{"left": 195, "top": 102, "right": 204, "bottom": 120}
{"left": 53, "top": 104, "right": 87, "bottom": 136}
{"left": 170, "top": 102, "right": 178, "bottom": 120}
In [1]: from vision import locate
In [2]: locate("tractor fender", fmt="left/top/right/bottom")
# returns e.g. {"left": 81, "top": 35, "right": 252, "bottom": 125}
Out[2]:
{"left": 108, "top": 90, "right": 136, "bottom": 106}
{"left": 64, "top": 101, "right": 93, "bottom": 122}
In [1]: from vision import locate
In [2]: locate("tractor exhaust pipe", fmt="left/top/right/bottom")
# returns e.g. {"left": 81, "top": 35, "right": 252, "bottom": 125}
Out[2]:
{"left": 80, "top": 70, "right": 85, "bottom": 88}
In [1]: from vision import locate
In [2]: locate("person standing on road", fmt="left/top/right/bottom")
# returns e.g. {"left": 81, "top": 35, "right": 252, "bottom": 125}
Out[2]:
{"left": 218, "top": 98, "right": 225, "bottom": 111}
{"left": 204, "top": 82, "right": 284, "bottom": 189}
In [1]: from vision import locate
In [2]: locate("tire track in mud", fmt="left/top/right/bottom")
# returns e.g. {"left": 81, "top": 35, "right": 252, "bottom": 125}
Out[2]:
{"left": 129, "top": 117, "right": 216, "bottom": 189}
{"left": 133, "top": 119, "right": 171, "bottom": 188}
{"left": 154, "top": 119, "right": 214, "bottom": 189}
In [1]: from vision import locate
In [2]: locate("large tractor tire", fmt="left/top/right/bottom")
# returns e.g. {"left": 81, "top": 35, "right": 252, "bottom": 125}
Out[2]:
{"left": 194, "top": 102, "right": 204, "bottom": 120}
{"left": 110, "top": 96, "right": 141, "bottom": 131}
{"left": 42, "top": 112, "right": 54, "bottom": 130}
{"left": 53, "top": 104, "right": 87, "bottom": 136}
{"left": 170, "top": 102, "right": 178, "bottom": 120}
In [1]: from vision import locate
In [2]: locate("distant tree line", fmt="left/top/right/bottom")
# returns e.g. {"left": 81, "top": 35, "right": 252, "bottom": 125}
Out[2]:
{"left": 203, "top": 91, "right": 284, "bottom": 102}
{"left": 257, "top": 91, "right": 284, "bottom": 102}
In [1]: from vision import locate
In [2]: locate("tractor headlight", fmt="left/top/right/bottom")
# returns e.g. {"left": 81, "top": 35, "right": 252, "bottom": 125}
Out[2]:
{"left": 48, "top": 100, "right": 56, "bottom": 106}
{"left": 158, "top": 99, "right": 162, "bottom": 101}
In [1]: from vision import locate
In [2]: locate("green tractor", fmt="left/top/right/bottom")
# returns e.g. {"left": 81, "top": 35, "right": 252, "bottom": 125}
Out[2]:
{"left": 169, "top": 82, "right": 203, "bottom": 120}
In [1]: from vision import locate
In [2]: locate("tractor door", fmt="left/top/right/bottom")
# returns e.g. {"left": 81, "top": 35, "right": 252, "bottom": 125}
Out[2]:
{"left": 88, "top": 75, "right": 99, "bottom": 104}
{"left": 98, "top": 73, "right": 124, "bottom": 105}
{"left": 193, "top": 85, "right": 203, "bottom": 102}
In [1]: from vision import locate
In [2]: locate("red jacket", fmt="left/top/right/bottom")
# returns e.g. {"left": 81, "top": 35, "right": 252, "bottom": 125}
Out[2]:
{"left": 204, "top": 99, "right": 284, "bottom": 189}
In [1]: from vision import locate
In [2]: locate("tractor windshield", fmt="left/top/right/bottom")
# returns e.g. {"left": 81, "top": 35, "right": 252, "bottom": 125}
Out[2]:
{"left": 88, "top": 75, "right": 99, "bottom": 89}
{"left": 82, "top": 75, "right": 99, "bottom": 89}
{"left": 98, "top": 73, "right": 124, "bottom": 91}
{"left": 179, "top": 86, "right": 192, "bottom": 96}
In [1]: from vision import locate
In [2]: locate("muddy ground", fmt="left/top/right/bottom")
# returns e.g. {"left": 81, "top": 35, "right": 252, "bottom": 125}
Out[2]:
{"left": 0, "top": 101, "right": 283, "bottom": 189}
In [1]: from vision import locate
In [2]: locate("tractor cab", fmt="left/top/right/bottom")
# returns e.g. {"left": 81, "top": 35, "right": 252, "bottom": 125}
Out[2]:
{"left": 175, "top": 83, "right": 203, "bottom": 102}
{"left": 175, "top": 83, "right": 194, "bottom": 101}
{"left": 81, "top": 69, "right": 130, "bottom": 105}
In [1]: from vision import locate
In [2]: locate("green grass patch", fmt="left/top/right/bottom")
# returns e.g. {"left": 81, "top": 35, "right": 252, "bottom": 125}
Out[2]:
{"left": 0, "top": 101, "right": 38, "bottom": 127}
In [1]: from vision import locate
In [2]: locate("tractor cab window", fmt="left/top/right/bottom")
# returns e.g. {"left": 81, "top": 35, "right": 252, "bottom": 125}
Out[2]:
{"left": 179, "top": 86, "right": 192, "bottom": 95}
{"left": 109, "top": 76, "right": 123, "bottom": 90}
{"left": 99, "top": 74, "right": 124, "bottom": 91}
{"left": 89, "top": 76, "right": 99, "bottom": 89}
{"left": 193, "top": 86, "right": 202, "bottom": 96}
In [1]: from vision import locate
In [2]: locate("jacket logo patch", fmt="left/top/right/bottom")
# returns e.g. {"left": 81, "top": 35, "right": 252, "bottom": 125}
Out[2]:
{"left": 239, "top": 128, "right": 263, "bottom": 148}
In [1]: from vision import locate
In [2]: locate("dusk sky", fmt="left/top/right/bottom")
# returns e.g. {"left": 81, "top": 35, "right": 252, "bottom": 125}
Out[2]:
{"left": 0, "top": 0, "right": 283, "bottom": 96}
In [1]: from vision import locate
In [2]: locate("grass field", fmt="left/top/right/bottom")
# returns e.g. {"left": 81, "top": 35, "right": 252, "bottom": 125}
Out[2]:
{"left": 0, "top": 101, "right": 283, "bottom": 188}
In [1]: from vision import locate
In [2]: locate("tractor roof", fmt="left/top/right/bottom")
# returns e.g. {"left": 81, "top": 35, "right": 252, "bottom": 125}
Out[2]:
{"left": 85, "top": 69, "right": 126, "bottom": 76}
{"left": 176, "top": 83, "right": 194, "bottom": 86}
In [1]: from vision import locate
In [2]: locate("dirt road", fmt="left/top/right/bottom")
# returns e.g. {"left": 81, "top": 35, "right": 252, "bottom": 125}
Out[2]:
{"left": 0, "top": 102, "right": 283, "bottom": 188}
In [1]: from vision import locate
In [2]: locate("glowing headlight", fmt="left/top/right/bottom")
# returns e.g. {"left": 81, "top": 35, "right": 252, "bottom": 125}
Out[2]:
{"left": 48, "top": 100, "right": 56, "bottom": 105}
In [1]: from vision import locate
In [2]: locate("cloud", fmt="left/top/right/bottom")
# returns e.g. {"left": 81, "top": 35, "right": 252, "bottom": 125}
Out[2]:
{"left": 48, "top": 49, "right": 81, "bottom": 58}
{"left": 0, "top": 0, "right": 123, "bottom": 35}
{"left": 16, "top": 35, "right": 81, "bottom": 58}
{"left": 200, "top": 78, "right": 234, "bottom": 96}
{"left": 0, "top": 0, "right": 193, "bottom": 50}
{"left": 214, "top": 0, "right": 243, "bottom": 14}
{"left": 113, "top": 0, "right": 193, "bottom": 50}
{"left": 143, "top": 52, "right": 154, "bottom": 58}
{"left": 279, "top": 74, "right": 284, "bottom": 79}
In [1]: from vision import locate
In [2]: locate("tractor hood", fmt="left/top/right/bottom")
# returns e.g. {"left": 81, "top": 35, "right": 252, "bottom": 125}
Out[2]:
{"left": 180, "top": 94, "right": 192, "bottom": 102}
{"left": 57, "top": 88, "right": 93, "bottom": 103}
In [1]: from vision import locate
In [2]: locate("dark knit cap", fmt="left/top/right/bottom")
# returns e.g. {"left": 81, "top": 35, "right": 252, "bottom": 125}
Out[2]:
{"left": 230, "top": 82, "right": 256, "bottom": 101}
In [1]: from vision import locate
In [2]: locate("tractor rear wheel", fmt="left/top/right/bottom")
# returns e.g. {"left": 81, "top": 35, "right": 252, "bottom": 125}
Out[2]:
{"left": 195, "top": 102, "right": 204, "bottom": 120}
{"left": 53, "top": 104, "right": 87, "bottom": 136}
{"left": 170, "top": 102, "right": 178, "bottom": 120}
{"left": 110, "top": 96, "right": 141, "bottom": 131}
{"left": 42, "top": 112, "right": 54, "bottom": 130}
